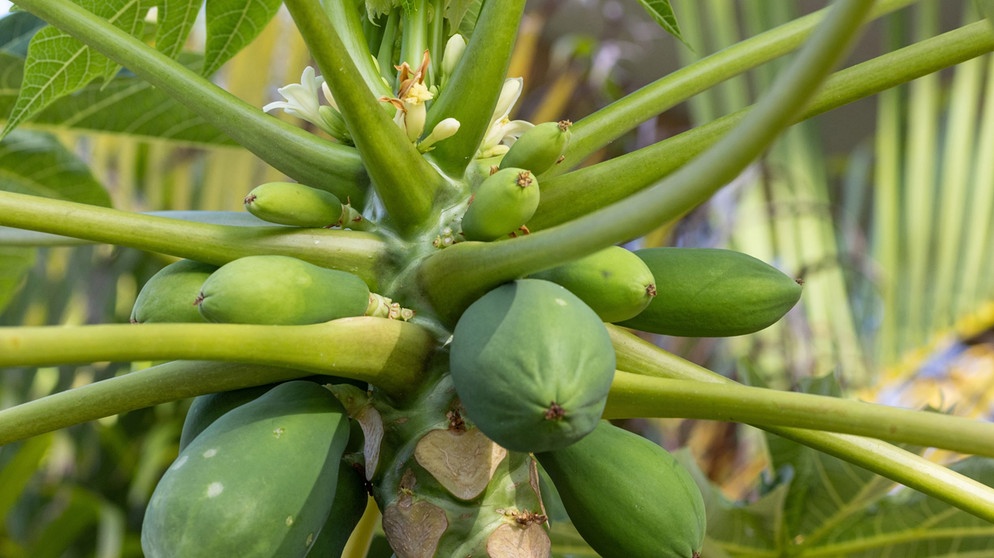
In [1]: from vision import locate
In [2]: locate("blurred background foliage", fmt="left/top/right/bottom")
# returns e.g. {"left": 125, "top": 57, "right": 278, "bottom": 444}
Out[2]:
{"left": 2, "top": 0, "right": 994, "bottom": 555}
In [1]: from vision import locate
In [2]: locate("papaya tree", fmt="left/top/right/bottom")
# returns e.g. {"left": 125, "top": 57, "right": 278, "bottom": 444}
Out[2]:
{"left": 2, "top": 0, "right": 994, "bottom": 556}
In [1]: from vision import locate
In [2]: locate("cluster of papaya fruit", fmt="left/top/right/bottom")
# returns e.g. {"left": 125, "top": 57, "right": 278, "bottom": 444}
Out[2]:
{"left": 133, "top": 89, "right": 802, "bottom": 554}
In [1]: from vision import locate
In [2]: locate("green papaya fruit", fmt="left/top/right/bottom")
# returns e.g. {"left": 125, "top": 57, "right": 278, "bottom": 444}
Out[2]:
{"left": 449, "top": 279, "right": 615, "bottom": 453}
{"left": 196, "top": 255, "right": 370, "bottom": 325}
{"left": 141, "top": 381, "right": 351, "bottom": 558}
{"left": 498, "top": 120, "right": 571, "bottom": 175}
{"left": 460, "top": 167, "right": 540, "bottom": 241}
{"left": 178, "top": 384, "right": 276, "bottom": 451}
{"left": 130, "top": 259, "right": 217, "bottom": 324}
{"left": 619, "top": 247, "right": 802, "bottom": 337}
{"left": 244, "top": 181, "right": 345, "bottom": 228}
{"left": 305, "top": 464, "right": 368, "bottom": 557}
{"left": 529, "top": 246, "right": 657, "bottom": 323}
{"left": 535, "top": 421, "right": 706, "bottom": 558}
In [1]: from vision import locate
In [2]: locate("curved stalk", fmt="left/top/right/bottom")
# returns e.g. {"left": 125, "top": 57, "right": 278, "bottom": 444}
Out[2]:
{"left": 556, "top": 0, "right": 918, "bottom": 174}
{"left": 0, "top": 191, "right": 390, "bottom": 287}
{"left": 284, "top": 0, "right": 450, "bottom": 236}
{"left": 0, "top": 362, "right": 311, "bottom": 446}
{"left": 0, "top": 317, "right": 436, "bottom": 400}
{"left": 531, "top": 19, "right": 994, "bottom": 230}
{"left": 321, "top": 0, "right": 394, "bottom": 98}
{"left": 423, "top": 0, "right": 527, "bottom": 176}
{"left": 13, "top": 0, "right": 368, "bottom": 205}
{"left": 607, "top": 325, "right": 994, "bottom": 523}
{"left": 605, "top": 371, "right": 994, "bottom": 458}
{"left": 420, "top": 0, "right": 877, "bottom": 323}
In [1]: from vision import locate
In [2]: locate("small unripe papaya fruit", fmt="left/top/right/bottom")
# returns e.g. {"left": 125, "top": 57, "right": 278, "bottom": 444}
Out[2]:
{"left": 450, "top": 279, "right": 615, "bottom": 453}
{"left": 460, "top": 167, "right": 539, "bottom": 241}
{"left": 131, "top": 259, "right": 218, "bottom": 324}
{"left": 305, "top": 465, "right": 368, "bottom": 557}
{"left": 529, "top": 246, "right": 657, "bottom": 323}
{"left": 498, "top": 120, "right": 571, "bottom": 175}
{"left": 196, "top": 255, "right": 370, "bottom": 325}
{"left": 244, "top": 181, "right": 345, "bottom": 228}
{"left": 619, "top": 247, "right": 802, "bottom": 337}
{"left": 141, "top": 381, "right": 351, "bottom": 558}
{"left": 535, "top": 421, "right": 706, "bottom": 558}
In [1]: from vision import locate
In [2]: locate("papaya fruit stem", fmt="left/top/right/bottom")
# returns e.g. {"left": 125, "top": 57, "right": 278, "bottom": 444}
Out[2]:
{"left": 0, "top": 319, "right": 436, "bottom": 423}
{"left": 0, "top": 191, "right": 390, "bottom": 289}
{"left": 284, "top": 0, "right": 450, "bottom": 237}
{"left": 605, "top": 371, "right": 994, "bottom": 459}
{"left": 549, "top": 0, "right": 918, "bottom": 178}
{"left": 531, "top": 19, "right": 994, "bottom": 230}
{"left": 12, "top": 0, "right": 368, "bottom": 205}
{"left": 606, "top": 325, "right": 994, "bottom": 524}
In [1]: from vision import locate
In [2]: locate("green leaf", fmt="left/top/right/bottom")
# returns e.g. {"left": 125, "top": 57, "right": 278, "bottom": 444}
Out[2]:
{"left": 0, "top": 12, "right": 46, "bottom": 57}
{"left": 0, "top": 247, "right": 35, "bottom": 314}
{"left": 155, "top": 0, "right": 204, "bottom": 59}
{"left": 814, "top": 457, "right": 994, "bottom": 556}
{"left": 0, "top": 131, "right": 111, "bottom": 206}
{"left": 202, "top": 0, "right": 282, "bottom": 76}
{"left": 0, "top": 434, "right": 54, "bottom": 525}
{"left": 0, "top": 53, "right": 237, "bottom": 145}
{"left": 635, "top": 0, "right": 690, "bottom": 48}
{"left": 1, "top": 0, "right": 153, "bottom": 139}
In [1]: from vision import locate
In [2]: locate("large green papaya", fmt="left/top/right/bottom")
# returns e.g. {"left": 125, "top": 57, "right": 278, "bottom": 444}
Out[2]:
{"left": 142, "top": 381, "right": 351, "bottom": 558}
{"left": 619, "top": 247, "right": 802, "bottom": 337}
{"left": 178, "top": 384, "right": 277, "bottom": 451}
{"left": 529, "top": 246, "right": 657, "bottom": 323}
{"left": 196, "top": 255, "right": 371, "bottom": 325}
{"left": 244, "top": 181, "right": 345, "bottom": 228}
{"left": 460, "top": 167, "right": 540, "bottom": 241}
{"left": 449, "top": 279, "right": 615, "bottom": 453}
{"left": 535, "top": 421, "right": 706, "bottom": 558}
{"left": 130, "top": 259, "right": 217, "bottom": 324}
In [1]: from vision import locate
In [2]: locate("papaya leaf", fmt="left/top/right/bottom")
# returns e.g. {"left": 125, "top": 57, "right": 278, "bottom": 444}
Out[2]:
{"left": 0, "top": 247, "right": 35, "bottom": 314}
{"left": 0, "top": 54, "right": 236, "bottom": 144}
{"left": 445, "top": 0, "right": 475, "bottom": 32}
{"left": 1, "top": 0, "right": 154, "bottom": 139}
{"left": 155, "top": 0, "right": 204, "bottom": 59}
{"left": 0, "top": 434, "right": 54, "bottom": 527}
{"left": 634, "top": 0, "right": 690, "bottom": 48}
{"left": 202, "top": 0, "right": 282, "bottom": 77}
{"left": 0, "top": 131, "right": 109, "bottom": 314}
{"left": 0, "top": 11, "right": 46, "bottom": 57}
{"left": 0, "top": 130, "right": 111, "bottom": 206}
{"left": 812, "top": 457, "right": 994, "bottom": 556}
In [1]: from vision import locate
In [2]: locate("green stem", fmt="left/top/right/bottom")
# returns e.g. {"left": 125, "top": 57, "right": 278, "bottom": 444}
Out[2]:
{"left": 284, "top": 0, "right": 450, "bottom": 236}
{"left": 13, "top": 0, "right": 368, "bottom": 205}
{"left": 556, "top": 0, "right": 917, "bottom": 174}
{"left": 321, "top": 0, "right": 394, "bottom": 98}
{"left": 0, "top": 191, "right": 390, "bottom": 288}
{"left": 423, "top": 0, "right": 526, "bottom": 176}
{"left": 420, "top": 0, "right": 876, "bottom": 324}
{"left": 605, "top": 371, "right": 994, "bottom": 458}
{"left": 530, "top": 19, "right": 994, "bottom": 231}
{"left": 607, "top": 325, "right": 994, "bottom": 524}
{"left": 0, "top": 362, "right": 310, "bottom": 446}
{"left": 399, "top": 0, "right": 429, "bottom": 75}
{"left": 0, "top": 318, "right": 436, "bottom": 401}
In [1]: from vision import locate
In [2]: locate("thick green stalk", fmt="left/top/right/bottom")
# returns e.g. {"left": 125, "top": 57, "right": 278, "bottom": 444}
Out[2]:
{"left": 557, "top": 0, "right": 917, "bottom": 174}
{"left": 0, "top": 318, "right": 436, "bottom": 400}
{"left": 606, "top": 326, "right": 994, "bottom": 523}
{"left": 0, "top": 191, "right": 390, "bottom": 288}
{"left": 605, "top": 372, "right": 994, "bottom": 458}
{"left": 399, "top": 0, "right": 429, "bottom": 75}
{"left": 529, "top": 20, "right": 994, "bottom": 231}
{"left": 285, "top": 0, "right": 449, "bottom": 235}
{"left": 420, "top": 0, "right": 877, "bottom": 323}
{"left": 0, "top": 362, "right": 310, "bottom": 446}
{"left": 321, "top": 0, "right": 394, "bottom": 98}
{"left": 14, "top": 0, "right": 368, "bottom": 205}
{"left": 423, "top": 0, "right": 526, "bottom": 176}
